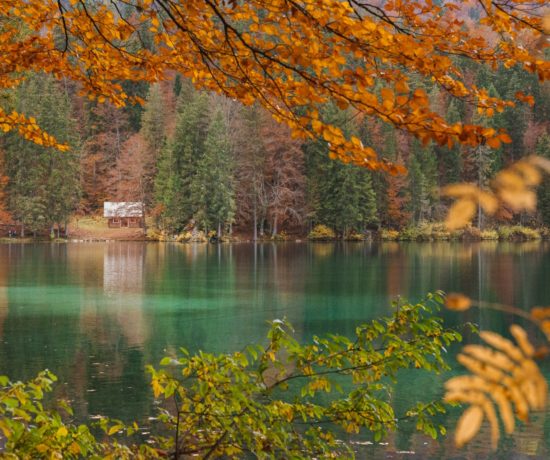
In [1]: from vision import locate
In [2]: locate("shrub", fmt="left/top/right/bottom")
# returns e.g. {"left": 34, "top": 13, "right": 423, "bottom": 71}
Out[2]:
{"left": 540, "top": 227, "right": 550, "bottom": 240}
{"left": 497, "top": 226, "right": 541, "bottom": 241}
{"left": 480, "top": 229, "right": 499, "bottom": 240}
{"left": 175, "top": 231, "right": 192, "bottom": 243}
{"left": 461, "top": 226, "right": 481, "bottom": 241}
{"left": 380, "top": 229, "right": 399, "bottom": 241}
{"left": 146, "top": 228, "right": 163, "bottom": 241}
{"left": 0, "top": 371, "right": 160, "bottom": 458}
{"left": 424, "top": 223, "right": 453, "bottom": 241}
{"left": 344, "top": 232, "right": 366, "bottom": 241}
{"left": 189, "top": 230, "right": 207, "bottom": 242}
{"left": 272, "top": 231, "right": 289, "bottom": 241}
{"left": 398, "top": 226, "right": 420, "bottom": 241}
{"left": 307, "top": 224, "right": 336, "bottom": 241}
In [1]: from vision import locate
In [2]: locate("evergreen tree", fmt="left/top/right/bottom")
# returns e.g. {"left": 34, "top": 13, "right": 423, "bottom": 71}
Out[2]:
{"left": 154, "top": 141, "right": 184, "bottom": 232}
{"left": 139, "top": 83, "right": 166, "bottom": 210}
{"left": 154, "top": 88, "right": 210, "bottom": 232}
{"left": 172, "top": 90, "right": 210, "bottom": 227}
{"left": 193, "top": 109, "right": 235, "bottom": 236}
{"left": 407, "top": 140, "right": 438, "bottom": 223}
{"left": 536, "top": 134, "right": 550, "bottom": 226}
{"left": 438, "top": 100, "right": 462, "bottom": 184}
{"left": 305, "top": 103, "right": 378, "bottom": 236}
{"left": 4, "top": 73, "right": 80, "bottom": 236}
{"left": 141, "top": 83, "right": 166, "bottom": 155}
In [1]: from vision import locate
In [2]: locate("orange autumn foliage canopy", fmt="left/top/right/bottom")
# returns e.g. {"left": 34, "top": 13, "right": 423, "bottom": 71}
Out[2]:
{"left": 0, "top": 0, "right": 549, "bottom": 171}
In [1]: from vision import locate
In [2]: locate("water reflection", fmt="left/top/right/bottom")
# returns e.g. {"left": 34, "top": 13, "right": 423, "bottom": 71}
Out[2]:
{"left": 0, "top": 241, "right": 550, "bottom": 457}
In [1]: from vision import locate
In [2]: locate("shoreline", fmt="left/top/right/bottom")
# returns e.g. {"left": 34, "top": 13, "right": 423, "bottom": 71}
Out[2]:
{"left": 1, "top": 237, "right": 549, "bottom": 244}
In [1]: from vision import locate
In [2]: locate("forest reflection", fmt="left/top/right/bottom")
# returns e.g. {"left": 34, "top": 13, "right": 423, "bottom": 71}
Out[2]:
{"left": 1, "top": 241, "right": 550, "bottom": 457}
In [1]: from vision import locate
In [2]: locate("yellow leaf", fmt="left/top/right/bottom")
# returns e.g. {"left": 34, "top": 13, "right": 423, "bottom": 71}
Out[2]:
{"left": 108, "top": 424, "right": 123, "bottom": 436}
{"left": 455, "top": 405, "right": 484, "bottom": 448}
{"left": 445, "top": 199, "right": 476, "bottom": 230}
{"left": 530, "top": 306, "right": 550, "bottom": 321}
{"left": 36, "top": 444, "right": 49, "bottom": 453}
{"left": 510, "top": 325, "right": 534, "bottom": 358}
{"left": 69, "top": 442, "right": 81, "bottom": 455}
{"left": 56, "top": 426, "right": 68, "bottom": 438}
{"left": 441, "top": 183, "right": 479, "bottom": 198}
{"left": 477, "top": 191, "right": 498, "bottom": 215}
{"left": 445, "top": 293, "right": 471, "bottom": 311}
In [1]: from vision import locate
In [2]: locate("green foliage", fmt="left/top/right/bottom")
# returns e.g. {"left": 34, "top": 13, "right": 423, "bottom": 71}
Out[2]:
{"left": 4, "top": 73, "right": 80, "bottom": 235}
{"left": 536, "top": 134, "right": 550, "bottom": 226}
{"left": 307, "top": 224, "right": 336, "bottom": 241}
{"left": 0, "top": 371, "right": 165, "bottom": 459}
{"left": 407, "top": 141, "right": 439, "bottom": 224}
{"left": 385, "top": 223, "right": 454, "bottom": 241}
{"left": 0, "top": 370, "right": 96, "bottom": 458}
{"left": 192, "top": 108, "right": 235, "bottom": 236}
{"left": 305, "top": 103, "right": 378, "bottom": 235}
{"left": 497, "top": 226, "right": 541, "bottom": 241}
{"left": 147, "top": 293, "right": 460, "bottom": 458}
{"left": 480, "top": 229, "right": 499, "bottom": 240}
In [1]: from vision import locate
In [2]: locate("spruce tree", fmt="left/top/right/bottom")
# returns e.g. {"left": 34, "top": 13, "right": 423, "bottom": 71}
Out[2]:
{"left": 305, "top": 102, "right": 377, "bottom": 236}
{"left": 536, "top": 134, "right": 550, "bottom": 226}
{"left": 407, "top": 140, "right": 438, "bottom": 223}
{"left": 4, "top": 73, "right": 80, "bottom": 236}
{"left": 172, "top": 90, "right": 210, "bottom": 227}
{"left": 193, "top": 109, "right": 235, "bottom": 236}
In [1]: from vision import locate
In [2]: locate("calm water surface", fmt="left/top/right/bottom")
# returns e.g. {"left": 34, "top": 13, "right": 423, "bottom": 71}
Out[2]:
{"left": 1, "top": 241, "right": 550, "bottom": 459}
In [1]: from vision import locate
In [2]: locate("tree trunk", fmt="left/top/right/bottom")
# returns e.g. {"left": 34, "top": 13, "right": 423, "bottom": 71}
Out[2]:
{"left": 65, "top": 219, "right": 69, "bottom": 238}
{"left": 272, "top": 215, "right": 278, "bottom": 237}
{"left": 56, "top": 224, "right": 60, "bottom": 239}
{"left": 141, "top": 201, "right": 147, "bottom": 236}
{"left": 253, "top": 204, "right": 257, "bottom": 242}
{"left": 217, "top": 221, "right": 222, "bottom": 238}
{"left": 21, "top": 224, "right": 25, "bottom": 238}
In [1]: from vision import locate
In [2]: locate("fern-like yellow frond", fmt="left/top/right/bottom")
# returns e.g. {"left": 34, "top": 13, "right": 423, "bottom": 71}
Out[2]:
{"left": 443, "top": 155, "right": 550, "bottom": 230}
{"left": 444, "top": 325, "right": 547, "bottom": 449}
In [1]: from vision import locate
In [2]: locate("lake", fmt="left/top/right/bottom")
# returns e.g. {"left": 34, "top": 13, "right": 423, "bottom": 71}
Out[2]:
{"left": 1, "top": 241, "right": 549, "bottom": 458}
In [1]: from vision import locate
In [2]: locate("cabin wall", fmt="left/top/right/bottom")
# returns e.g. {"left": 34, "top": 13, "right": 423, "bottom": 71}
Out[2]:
{"left": 108, "top": 217, "right": 143, "bottom": 228}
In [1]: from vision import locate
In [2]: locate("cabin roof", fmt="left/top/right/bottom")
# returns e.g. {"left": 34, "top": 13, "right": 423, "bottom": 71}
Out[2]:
{"left": 103, "top": 202, "right": 143, "bottom": 218}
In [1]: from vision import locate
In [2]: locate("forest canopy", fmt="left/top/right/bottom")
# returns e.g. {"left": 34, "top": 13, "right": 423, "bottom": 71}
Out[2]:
{"left": 0, "top": 0, "right": 548, "bottom": 171}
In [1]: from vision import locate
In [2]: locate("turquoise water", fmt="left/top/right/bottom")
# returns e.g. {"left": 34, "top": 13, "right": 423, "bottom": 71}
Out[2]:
{"left": 1, "top": 241, "right": 549, "bottom": 458}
